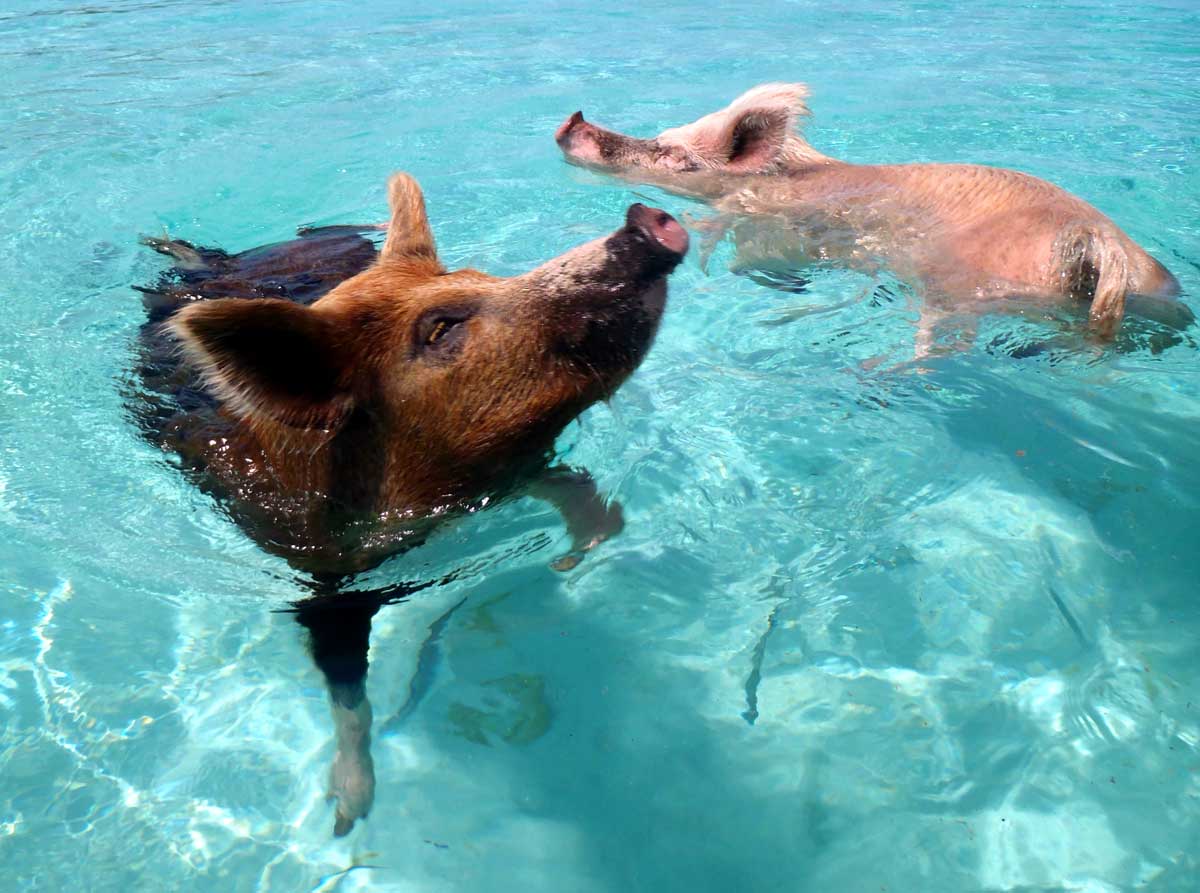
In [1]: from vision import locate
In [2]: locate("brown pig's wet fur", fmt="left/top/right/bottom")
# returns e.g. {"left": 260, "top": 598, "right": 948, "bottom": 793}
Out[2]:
{"left": 133, "top": 173, "right": 686, "bottom": 575}
{"left": 557, "top": 83, "right": 1181, "bottom": 341}
{"left": 129, "top": 173, "right": 687, "bottom": 836}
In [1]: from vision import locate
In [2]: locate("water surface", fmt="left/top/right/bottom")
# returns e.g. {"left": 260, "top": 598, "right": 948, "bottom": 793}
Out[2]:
{"left": 1, "top": 1, "right": 1198, "bottom": 890}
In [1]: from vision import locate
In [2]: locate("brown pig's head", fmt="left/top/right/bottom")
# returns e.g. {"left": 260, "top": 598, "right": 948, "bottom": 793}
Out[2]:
{"left": 167, "top": 173, "right": 687, "bottom": 510}
{"left": 556, "top": 84, "right": 831, "bottom": 192}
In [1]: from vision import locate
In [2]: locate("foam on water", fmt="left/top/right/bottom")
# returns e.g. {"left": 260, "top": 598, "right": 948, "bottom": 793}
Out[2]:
{"left": 1, "top": 1, "right": 1198, "bottom": 890}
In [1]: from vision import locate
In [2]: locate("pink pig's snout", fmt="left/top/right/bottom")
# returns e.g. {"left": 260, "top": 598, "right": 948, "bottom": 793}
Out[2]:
{"left": 555, "top": 111, "right": 586, "bottom": 144}
{"left": 625, "top": 203, "right": 689, "bottom": 258}
{"left": 556, "top": 111, "right": 612, "bottom": 165}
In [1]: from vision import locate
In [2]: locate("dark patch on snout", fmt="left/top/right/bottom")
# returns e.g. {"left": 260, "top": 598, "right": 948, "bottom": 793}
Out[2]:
{"left": 554, "top": 205, "right": 686, "bottom": 376}
{"left": 556, "top": 111, "right": 653, "bottom": 167}
{"left": 586, "top": 130, "right": 631, "bottom": 163}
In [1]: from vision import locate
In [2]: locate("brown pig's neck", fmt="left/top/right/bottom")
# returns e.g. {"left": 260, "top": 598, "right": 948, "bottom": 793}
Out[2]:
{"left": 240, "top": 414, "right": 538, "bottom": 516}
{"left": 195, "top": 405, "right": 558, "bottom": 540}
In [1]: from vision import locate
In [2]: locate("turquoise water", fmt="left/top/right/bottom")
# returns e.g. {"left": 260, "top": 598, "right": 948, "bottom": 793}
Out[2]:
{"left": 2, "top": 0, "right": 1199, "bottom": 889}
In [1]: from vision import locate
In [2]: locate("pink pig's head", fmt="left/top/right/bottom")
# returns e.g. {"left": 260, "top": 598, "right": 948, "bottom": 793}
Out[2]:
{"left": 556, "top": 84, "right": 831, "bottom": 191}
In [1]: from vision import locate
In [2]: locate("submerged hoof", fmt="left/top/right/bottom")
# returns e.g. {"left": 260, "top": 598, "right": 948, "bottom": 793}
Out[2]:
{"left": 328, "top": 742, "right": 375, "bottom": 837}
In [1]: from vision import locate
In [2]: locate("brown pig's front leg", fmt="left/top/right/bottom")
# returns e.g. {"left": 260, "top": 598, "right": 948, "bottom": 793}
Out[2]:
{"left": 294, "top": 594, "right": 381, "bottom": 837}
{"left": 530, "top": 466, "right": 624, "bottom": 572}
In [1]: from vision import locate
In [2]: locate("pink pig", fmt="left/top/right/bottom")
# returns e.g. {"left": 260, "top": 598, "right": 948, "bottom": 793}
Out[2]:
{"left": 557, "top": 84, "right": 1180, "bottom": 344}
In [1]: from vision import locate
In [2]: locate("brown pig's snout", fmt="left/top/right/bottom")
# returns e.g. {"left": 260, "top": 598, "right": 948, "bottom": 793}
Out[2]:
{"left": 625, "top": 203, "right": 689, "bottom": 258}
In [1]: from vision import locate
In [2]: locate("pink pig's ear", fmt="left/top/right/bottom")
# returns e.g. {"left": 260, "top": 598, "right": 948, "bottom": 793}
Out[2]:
{"left": 169, "top": 298, "right": 355, "bottom": 429}
{"left": 720, "top": 83, "right": 813, "bottom": 171}
{"left": 379, "top": 172, "right": 441, "bottom": 267}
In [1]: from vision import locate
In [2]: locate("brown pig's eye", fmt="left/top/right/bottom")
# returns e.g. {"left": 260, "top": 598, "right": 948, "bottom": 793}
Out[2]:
{"left": 414, "top": 305, "right": 476, "bottom": 361}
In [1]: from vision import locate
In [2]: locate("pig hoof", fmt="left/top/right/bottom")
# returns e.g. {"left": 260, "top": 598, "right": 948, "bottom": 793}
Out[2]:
{"left": 328, "top": 744, "right": 375, "bottom": 837}
{"left": 551, "top": 551, "right": 585, "bottom": 572}
{"left": 551, "top": 532, "right": 613, "bottom": 572}
{"left": 552, "top": 506, "right": 623, "bottom": 571}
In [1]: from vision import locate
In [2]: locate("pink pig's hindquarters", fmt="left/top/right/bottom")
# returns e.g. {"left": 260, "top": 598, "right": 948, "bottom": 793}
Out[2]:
{"left": 718, "top": 162, "right": 1177, "bottom": 317}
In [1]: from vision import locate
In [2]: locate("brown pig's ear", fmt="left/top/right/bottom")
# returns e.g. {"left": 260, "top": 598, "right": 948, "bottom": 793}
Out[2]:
{"left": 379, "top": 172, "right": 440, "bottom": 266}
{"left": 169, "top": 298, "right": 354, "bottom": 429}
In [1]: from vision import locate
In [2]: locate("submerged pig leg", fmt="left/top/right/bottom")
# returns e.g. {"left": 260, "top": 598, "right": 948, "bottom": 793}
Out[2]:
{"left": 530, "top": 466, "right": 624, "bottom": 572}
{"left": 911, "top": 306, "right": 980, "bottom": 363}
{"left": 293, "top": 593, "right": 381, "bottom": 837}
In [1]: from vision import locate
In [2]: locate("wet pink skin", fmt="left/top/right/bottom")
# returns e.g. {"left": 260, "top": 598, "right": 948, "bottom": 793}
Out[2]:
{"left": 555, "top": 110, "right": 628, "bottom": 167}
{"left": 555, "top": 111, "right": 584, "bottom": 143}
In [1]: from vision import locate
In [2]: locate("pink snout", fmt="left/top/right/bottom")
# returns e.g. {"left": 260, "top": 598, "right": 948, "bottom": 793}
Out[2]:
{"left": 555, "top": 110, "right": 608, "bottom": 164}
{"left": 555, "top": 110, "right": 586, "bottom": 145}
{"left": 626, "top": 203, "right": 689, "bottom": 257}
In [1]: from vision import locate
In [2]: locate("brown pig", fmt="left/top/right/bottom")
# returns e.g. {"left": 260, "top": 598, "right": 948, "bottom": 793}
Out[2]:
{"left": 556, "top": 83, "right": 1180, "bottom": 344}
{"left": 130, "top": 173, "right": 688, "bottom": 835}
